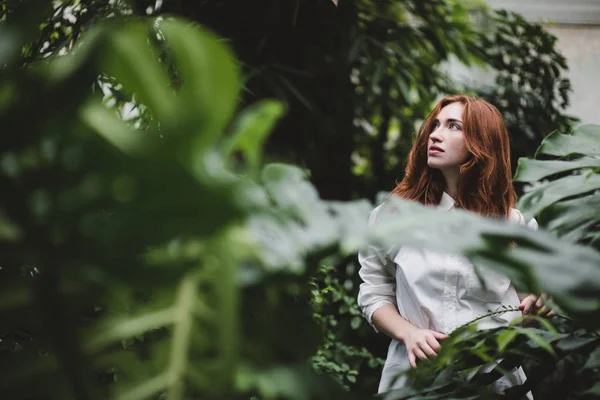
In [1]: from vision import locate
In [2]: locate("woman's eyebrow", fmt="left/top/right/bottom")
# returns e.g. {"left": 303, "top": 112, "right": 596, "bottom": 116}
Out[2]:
{"left": 445, "top": 118, "right": 463, "bottom": 123}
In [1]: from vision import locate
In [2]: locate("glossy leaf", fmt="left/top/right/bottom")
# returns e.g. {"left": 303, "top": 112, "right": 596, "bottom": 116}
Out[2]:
{"left": 535, "top": 124, "right": 600, "bottom": 158}
{"left": 518, "top": 173, "right": 600, "bottom": 220}
{"left": 513, "top": 327, "right": 555, "bottom": 356}
{"left": 514, "top": 157, "right": 599, "bottom": 182}
{"left": 254, "top": 165, "right": 600, "bottom": 324}
{"left": 584, "top": 348, "right": 600, "bottom": 369}
{"left": 542, "top": 195, "right": 600, "bottom": 241}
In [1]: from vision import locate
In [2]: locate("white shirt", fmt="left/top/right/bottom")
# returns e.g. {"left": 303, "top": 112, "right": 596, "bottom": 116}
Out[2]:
{"left": 357, "top": 192, "right": 538, "bottom": 394}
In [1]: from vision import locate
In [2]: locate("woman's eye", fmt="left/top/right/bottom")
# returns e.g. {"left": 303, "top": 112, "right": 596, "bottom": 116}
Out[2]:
{"left": 450, "top": 123, "right": 462, "bottom": 130}
{"left": 432, "top": 122, "right": 440, "bottom": 130}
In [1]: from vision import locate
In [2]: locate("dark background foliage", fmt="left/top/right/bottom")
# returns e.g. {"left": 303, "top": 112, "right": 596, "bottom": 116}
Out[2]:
{"left": 2, "top": 1, "right": 597, "bottom": 399}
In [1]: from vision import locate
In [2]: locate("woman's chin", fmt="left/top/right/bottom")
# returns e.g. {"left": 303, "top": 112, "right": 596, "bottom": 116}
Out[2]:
{"left": 427, "top": 160, "right": 443, "bottom": 169}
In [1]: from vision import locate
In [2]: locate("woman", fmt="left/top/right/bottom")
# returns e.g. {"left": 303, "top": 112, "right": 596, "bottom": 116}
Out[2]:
{"left": 357, "top": 94, "right": 547, "bottom": 395}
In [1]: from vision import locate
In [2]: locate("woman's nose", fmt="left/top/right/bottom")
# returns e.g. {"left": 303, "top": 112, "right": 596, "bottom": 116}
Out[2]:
{"left": 430, "top": 128, "right": 443, "bottom": 142}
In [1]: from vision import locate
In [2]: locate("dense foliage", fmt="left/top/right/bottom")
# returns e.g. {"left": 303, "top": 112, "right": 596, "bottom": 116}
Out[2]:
{"left": 2, "top": 0, "right": 577, "bottom": 200}
{"left": 1, "top": 1, "right": 598, "bottom": 399}
{"left": 473, "top": 9, "right": 578, "bottom": 176}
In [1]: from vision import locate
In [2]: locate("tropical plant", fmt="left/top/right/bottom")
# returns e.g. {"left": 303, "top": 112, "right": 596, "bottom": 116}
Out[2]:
{"left": 372, "top": 123, "right": 600, "bottom": 399}
{"left": 310, "top": 262, "right": 385, "bottom": 390}
{"left": 1, "top": 11, "right": 344, "bottom": 399}
{"left": 3, "top": 1, "right": 576, "bottom": 201}
{"left": 2, "top": 3, "right": 599, "bottom": 400}
{"left": 515, "top": 124, "right": 600, "bottom": 251}
{"left": 473, "top": 9, "right": 578, "bottom": 173}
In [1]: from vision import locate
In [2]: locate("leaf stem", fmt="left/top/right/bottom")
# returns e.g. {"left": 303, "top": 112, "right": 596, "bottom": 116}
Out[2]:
{"left": 116, "top": 371, "right": 170, "bottom": 400}
{"left": 85, "top": 308, "right": 176, "bottom": 353}
{"left": 450, "top": 306, "right": 521, "bottom": 335}
{"left": 166, "top": 270, "right": 201, "bottom": 400}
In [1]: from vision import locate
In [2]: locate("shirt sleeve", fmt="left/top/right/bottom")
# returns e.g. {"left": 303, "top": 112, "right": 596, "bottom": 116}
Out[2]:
{"left": 526, "top": 216, "right": 538, "bottom": 231}
{"left": 510, "top": 208, "right": 539, "bottom": 231}
{"left": 357, "top": 205, "right": 397, "bottom": 331}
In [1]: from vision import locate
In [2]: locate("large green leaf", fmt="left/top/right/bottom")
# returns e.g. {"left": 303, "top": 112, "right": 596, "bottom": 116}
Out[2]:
{"left": 355, "top": 199, "right": 600, "bottom": 322}
{"left": 156, "top": 18, "right": 241, "bottom": 150}
{"left": 102, "top": 20, "right": 176, "bottom": 123}
{"left": 513, "top": 157, "right": 599, "bottom": 182}
{"left": 541, "top": 195, "right": 600, "bottom": 241}
{"left": 254, "top": 164, "right": 600, "bottom": 324}
{"left": 3, "top": 4, "right": 600, "bottom": 399}
{"left": 518, "top": 173, "right": 600, "bottom": 220}
{"left": 515, "top": 123, "right": 600, "bottom": 258}
{"left": 535, "top": 124, "right": 600, "bottom": 158}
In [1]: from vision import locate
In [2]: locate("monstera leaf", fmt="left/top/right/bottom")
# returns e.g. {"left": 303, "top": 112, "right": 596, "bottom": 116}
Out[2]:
{"left": 251, "top": 163, "right": 600, "bottom": 326}
{"left": 2, "top": 6, "right": 600, "bottom": 400}
{"left": 515, "top": 124, "right": 600, "bottom": 247}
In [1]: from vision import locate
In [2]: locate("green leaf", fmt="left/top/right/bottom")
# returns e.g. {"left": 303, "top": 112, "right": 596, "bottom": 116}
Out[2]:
{"left": 84, "top": 308, "right": 176, "bottom": 353}
{"left": 81, "top": 101, "right": 159, "bottom": 156}
{"left": 395, "top": 76, "right": 411, "bottom": 104}
{"left": 261, "top": 164, "right": 322, "bottom": 213}
{"left": 572, "top": 124, "right": 600, "bottom": 140}
{"left": 496, "top": 329, "right": 518, "bottom": 352}
{"left": 535, "top": 125, "right": 600, "bottom": 158}
{"left": 223, "top": 100, "right": 285, "bottom": 171}
{"left": 584, "top": 382, "right": 600, "bottom": 396}
{"left": 517, "top": 173, "right": 600, "bottom": 219}
{"left": 103, "top": 21, "right": 176, "bottom": 123}
{"left": 372, "top": 60, "right": 386, "bottom": 91}
{"left": 0, "top": 0, "right": 52, "bottom": 68}
{"left": 584, "top": 348, "right": 600, "bottom": 369}
{"left": 542, "top": 195, "right": 600, "bottom": 241}
{"left": 556, "top": 336, "right": 598, "bottom": 352}
{"left": 514, "top": 327, "right": 555, "bottom": 356}
{"left": 157, "top": 18, "right": 241, "bottom": 145}
{"left": 514, "top": 157, "right": 599, "bottom": 182}
{"left": 115, "top": 372, "right": 171, "bottom": 400}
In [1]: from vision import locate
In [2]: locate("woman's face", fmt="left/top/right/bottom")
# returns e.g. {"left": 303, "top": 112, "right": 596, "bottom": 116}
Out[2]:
{"left": 427, "top": 102, "right": 469, "bottom": 172}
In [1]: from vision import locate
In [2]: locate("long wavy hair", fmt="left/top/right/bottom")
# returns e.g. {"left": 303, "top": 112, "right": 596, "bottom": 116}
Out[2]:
{"left": 391, "top": 94, "right": 516, "bottom": 217}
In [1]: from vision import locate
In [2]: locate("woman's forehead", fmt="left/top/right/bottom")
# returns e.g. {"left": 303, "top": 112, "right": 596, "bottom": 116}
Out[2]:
{"left": 437, "top": 102, "right": 464, "bottom": 120}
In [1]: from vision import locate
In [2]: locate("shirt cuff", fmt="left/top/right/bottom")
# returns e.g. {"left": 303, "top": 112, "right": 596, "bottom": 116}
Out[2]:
{"left": 364, "top": 299, "right": 397, "bottom": 333}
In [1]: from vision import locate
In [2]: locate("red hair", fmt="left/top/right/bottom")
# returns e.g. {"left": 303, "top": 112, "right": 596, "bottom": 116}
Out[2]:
{"left": 391, "top": 94, "right": 516, "bottom": 217}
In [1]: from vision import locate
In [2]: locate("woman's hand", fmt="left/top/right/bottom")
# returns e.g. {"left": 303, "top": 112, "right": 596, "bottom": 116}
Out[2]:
{"left": 403, "top": 327, "right": 448, "bottom": 368}
{"left": 519, "top": 293, "right": 555, "bottom": 317}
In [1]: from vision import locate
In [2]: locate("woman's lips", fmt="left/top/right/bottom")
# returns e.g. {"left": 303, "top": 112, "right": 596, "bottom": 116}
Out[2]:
{"left": 428, "top": 146, "right": 444, "bottom": 155}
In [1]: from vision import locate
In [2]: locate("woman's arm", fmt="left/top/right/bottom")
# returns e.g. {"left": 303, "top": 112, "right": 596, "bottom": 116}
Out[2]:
{"left": 372, "top": 305, "right": 448, "bottom": 368}
{"left": 356, "top": 238, "right": 398, "bottom": 330}
{"left": 371, "top": 304, "right": 417, "bottom": 340}
{"left": 357, "top": 206, "right": 447, "bottom": 368}
{"left": 356, "top": 206, "right": 398, "bottom": 329}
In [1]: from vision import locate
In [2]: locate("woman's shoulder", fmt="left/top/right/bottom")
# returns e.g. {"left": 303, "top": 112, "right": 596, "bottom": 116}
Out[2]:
{"left": 367, "top": 203, "right": 386, "bottom": 225}
{"left": 509, "top": 208, "right": 539, "bottom": 230}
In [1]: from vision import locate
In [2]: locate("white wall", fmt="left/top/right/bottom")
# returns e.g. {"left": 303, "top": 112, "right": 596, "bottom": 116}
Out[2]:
{"left": 485, "top": 0, "right": 600, "bottom": 125}
{"left": 485, "top": 0, "right": 600, "bottom": 25}
{"left": 544, "top": 25, "right": 600, "bottom": 124}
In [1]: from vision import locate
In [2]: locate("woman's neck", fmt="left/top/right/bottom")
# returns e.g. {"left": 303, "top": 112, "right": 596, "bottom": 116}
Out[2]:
{"left": 442, "top": 169, "right": 459, "bottom": 199}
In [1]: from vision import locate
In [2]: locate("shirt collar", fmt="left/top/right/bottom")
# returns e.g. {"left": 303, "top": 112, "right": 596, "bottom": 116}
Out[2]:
{"left": 439, "top": 191, "right": 456, "bottom": 211}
